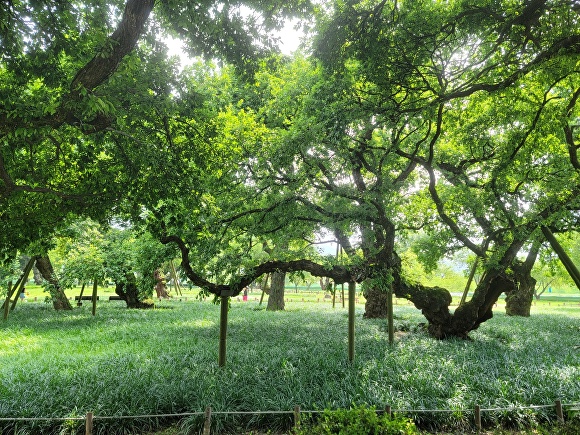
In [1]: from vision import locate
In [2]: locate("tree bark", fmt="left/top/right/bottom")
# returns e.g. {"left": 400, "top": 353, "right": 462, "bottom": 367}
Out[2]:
{"left": 34, "top": 255, "right": 72, "bottom": 310}
{"left": 505, "top": 272, "right": 536, "bottom": 317}
{"left": 363, "top": 285, "right": 388, "bottom": 318}
{"left": 505, "top": 240, "right": 540, "bottom": 317}
{"left": 267, "top": 270, "right": 285, "bottom": 311}
{"left": 115, "top": 272, "right": 154, "bottom": 309}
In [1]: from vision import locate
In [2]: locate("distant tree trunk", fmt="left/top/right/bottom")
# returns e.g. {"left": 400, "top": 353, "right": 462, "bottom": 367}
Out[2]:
{"left": 363, "top": 285, "right": 388, "bottom": 318}
{"left": 505, "top": 240, "right": 540, "bottom": 317}
{"left": 32, "top": 264, "right": 43, "bottom": 285}
{"left": 34, "top": 255, "right": 72, "bottom": 310}
{"left": 115, "top": 272, "right": 153, "bottom": 309}
{"left": 267, "top": 270, "right": 285, "bottom": 311}
{"left": 154, "top": 269, "right": 169, "bottom": 298}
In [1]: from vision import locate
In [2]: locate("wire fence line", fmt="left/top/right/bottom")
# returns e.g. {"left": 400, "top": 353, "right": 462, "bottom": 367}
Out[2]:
{"left": 0, "top": 400, "right": 578, "bottom": 434}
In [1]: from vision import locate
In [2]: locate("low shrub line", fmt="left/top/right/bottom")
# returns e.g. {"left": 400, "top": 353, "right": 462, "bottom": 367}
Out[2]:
{"left": 1, "top": 400, "right": 578, "bottom": 434}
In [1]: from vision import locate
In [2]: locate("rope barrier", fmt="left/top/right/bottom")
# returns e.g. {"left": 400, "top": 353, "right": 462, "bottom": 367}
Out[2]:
{"left": 0, "top": 401, "right": 577, "bottom": 425}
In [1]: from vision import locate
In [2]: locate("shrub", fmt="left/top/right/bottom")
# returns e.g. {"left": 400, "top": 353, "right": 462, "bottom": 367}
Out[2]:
{"left": 293, "top": 405, "right": 418, "bottom": 435}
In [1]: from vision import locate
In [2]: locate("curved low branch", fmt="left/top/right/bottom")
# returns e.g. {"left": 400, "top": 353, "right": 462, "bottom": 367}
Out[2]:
{"left": 160, "top": 234, "right": 361, "bottom": 297}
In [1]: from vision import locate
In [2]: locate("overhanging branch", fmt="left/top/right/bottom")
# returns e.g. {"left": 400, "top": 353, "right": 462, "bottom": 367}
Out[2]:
{"left": 160, "top": 234, "right": 361, "bottom": 297}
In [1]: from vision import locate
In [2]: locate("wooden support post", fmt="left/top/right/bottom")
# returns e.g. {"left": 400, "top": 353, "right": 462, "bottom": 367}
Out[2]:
{"left": 332, "top": 282, "right": 336, "bottom": 308}
{"left": 384, "top": 405, "right": 391, "bottom": 417}
{"left": 10, "top": 259, "right": 34, "bottom": 312}
{"left": 474, "top": 405, "right": 481, "bottom": 431}
{"left": 203, "top": 406, "right": 212, "bottom": 435}
{"left": 85, "top": 411, "right": 93, "bottom": 435}
{"left": 170, "top": 260, "right": 182, "bottom": 296}
{"left": 460, "top": 257, "right": 479, "bottom": 305}
{"left": 348, "top": 282, "right": 355, "bottom": 363}
{"left": 555, "top": 399, "right": 564, "bottom": 423}
{"left": 542, "top": 226, "right": 580, "bottom": 290}
{"left": 77, "top": 282, "right": 86, "bottom": 306}
{"left": 387, "top": 289, "right": 394, "bottom": 345}
{"left": 293, "top": 405, "right": 301, "bottom": 429}
{"left": 218, "top": 295, "right": 229, "bottom": 367}
{"left": 91, "top": 280, "right": 98, "bottom": 316}
{"left": 341, "top": 283, "right": 345, "bottom": 308}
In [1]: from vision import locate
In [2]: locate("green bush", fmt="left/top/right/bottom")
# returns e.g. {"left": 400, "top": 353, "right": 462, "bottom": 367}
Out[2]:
{"left": 294, "top": 405, "right": 418, "bottom": 435}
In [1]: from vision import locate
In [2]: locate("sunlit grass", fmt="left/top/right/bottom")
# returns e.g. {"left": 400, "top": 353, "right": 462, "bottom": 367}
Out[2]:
{"left": 0, "top": 299, "right": 578, "bottom": 434}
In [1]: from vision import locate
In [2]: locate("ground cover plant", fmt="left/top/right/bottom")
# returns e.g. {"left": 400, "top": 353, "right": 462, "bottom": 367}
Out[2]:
{"left": 0, "top": 300, "right": 579, "bottom": 434}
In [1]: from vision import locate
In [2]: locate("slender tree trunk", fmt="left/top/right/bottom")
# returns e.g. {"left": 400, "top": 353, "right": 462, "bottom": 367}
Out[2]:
{"left": 35, "top": 255, "right": 72, "bottom": 310}
{"left": 267, "top": 270, "right": 285, "bottom": 311}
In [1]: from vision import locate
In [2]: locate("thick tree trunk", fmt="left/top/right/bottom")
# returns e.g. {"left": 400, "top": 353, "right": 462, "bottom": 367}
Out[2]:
{"left": 363, "top": 285, "right": 388, "bottom": 318}
{"left": 395, "top": 269, "right": 515, "bottom": 339}
{"left": 34, "top": 255, "right": 72, "bottom": 310}
{"left": 443, "top": 272, "right": 514, "bottom": 338}
{"left": 115, "top": 272, "right": 153, "bottom": 309}
{"left": 505, "top": 241, "right": 540, "bottom": 317}
{"left": 267, "top": 270, "right": 285, "bottom": 311}
{"left": 505, "top": 273, "right": 536, "bottom": 316}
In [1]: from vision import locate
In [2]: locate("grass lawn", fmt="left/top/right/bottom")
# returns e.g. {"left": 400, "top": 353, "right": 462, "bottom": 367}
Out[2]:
{"left": 0, "top": 292, "right": 579, "bottom": 434}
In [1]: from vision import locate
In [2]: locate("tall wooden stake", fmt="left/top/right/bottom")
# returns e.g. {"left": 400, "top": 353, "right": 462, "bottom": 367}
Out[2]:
{"left": 542, "top": 226, "right": 580, "bottom": 289}
{"left": 460, "top": 256, "right": 479, "bottom": 306}
{"left": 3, "top": 257, "right": 35, "bottom": 315}
{"left": 91, "top": 280, "right": 98, "bottom": 316}
{"left": 348, "top": 282, "right": 355, "bottom": 362}
{"left": 387, "top": 289, "right": 394, "bottom": 345}
{"left": 77, "top": 282, "right": 86, "bottom": 306}
{"left": 170, "top": 260, "right": 182, "bottom": 296}
{"left": 218, "top": 295, "right": 230, "bottom": 367}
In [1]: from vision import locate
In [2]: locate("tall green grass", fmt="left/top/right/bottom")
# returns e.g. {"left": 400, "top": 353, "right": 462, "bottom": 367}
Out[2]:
{"left": 0, "top": 300, "right": 579, "bottom": 434}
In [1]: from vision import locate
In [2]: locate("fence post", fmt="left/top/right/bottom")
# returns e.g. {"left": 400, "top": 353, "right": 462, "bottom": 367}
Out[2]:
{"left": 555, "top": 399, "right": 564, "bottom": 423}
{"left": 474, "top": 405, "right": 481, "bottom": 431}
{"left": 85, "top": 412, "right": 93, "bottom": 435}
{"left": 384, "top": 405, "right": 391, "bottom": 418}
{"left": 294, "top": 405, "right": 301, "bottom": 430}
{"left": 203, "top": 406, "right": 212, "bottom": 435}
